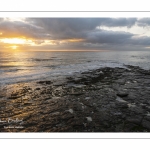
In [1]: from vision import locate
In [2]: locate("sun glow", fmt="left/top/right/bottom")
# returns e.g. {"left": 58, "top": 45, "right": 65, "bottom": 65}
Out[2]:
{"left": 11, "top": 45, "right": 18, "bottom": 49}
{"left": 0, "top": 37, "right": 86, "bottom": 51}
{"left": 0, "top": 38, "right": 32, "bottom": 44}
{"left": 60, "top": 39, "right": 85, "bottom": 44}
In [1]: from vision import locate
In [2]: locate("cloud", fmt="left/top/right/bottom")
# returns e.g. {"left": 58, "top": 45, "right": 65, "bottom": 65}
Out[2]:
{"left": 25, "top": 18, "right": 138, "bottom": 40}
{"left": 137, "top": 18, "right": 150, "bottom": 27}
{"left": 0, "top": 19, "right": 44, "bottom": 39}
{"left": 130, "top": 35, "right": 150, "bottom": 46}
{"left": 0, "top": 18, "right": 150, "bottom": 51}
{"left": 0, "top": 18, "right": 141, "bottom": 40}
{"left": 86, "top": 30, "right": 133, "bottom": 44}
{"left": 97, "top": 18, "right": 137, "bottom": 28}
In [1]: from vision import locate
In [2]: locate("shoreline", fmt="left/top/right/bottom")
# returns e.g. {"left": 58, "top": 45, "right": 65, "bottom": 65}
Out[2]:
{"left": 0, "top": 65, "right": 150, "bottom": 132}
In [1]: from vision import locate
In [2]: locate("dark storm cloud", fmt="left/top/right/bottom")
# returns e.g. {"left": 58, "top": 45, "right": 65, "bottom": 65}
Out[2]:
{"left": 97, "top": 18, "right": 137, "bottom": 28}
{"left": 60, "top": 31, "right": 150, "bottom": 50}
{"left": 85, "top": 30, "right": 133, "bottom": 44}
{"left": 130, "top": 36, "right": 150, "bottom": 46}
{"left": 84, "top": 29, "right": 150, "bottom": 47}
{"left": 25, "top": 18, "right": 101, "bottom": 40}
{"left": 26, "top": 18, "right": 137, "bottom": 31}
{"left": 25, "top": 18, "right": 137, "bottom": 40}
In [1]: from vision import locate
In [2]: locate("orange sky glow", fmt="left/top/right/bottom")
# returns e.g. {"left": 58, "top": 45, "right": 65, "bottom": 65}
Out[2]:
{"left": 0, "top": 37, "right": 85, "bottom": 50}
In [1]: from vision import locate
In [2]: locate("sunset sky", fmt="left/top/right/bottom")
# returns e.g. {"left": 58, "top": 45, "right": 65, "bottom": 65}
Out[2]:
{"left": 0, "top": 18, "right": 150, "bottom": 51}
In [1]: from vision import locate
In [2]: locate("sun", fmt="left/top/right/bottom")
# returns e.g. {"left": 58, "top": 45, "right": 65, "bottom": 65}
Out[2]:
{"left": 11, "top": 45, "right": 18, "bottom": 49}
{"left": 0, "top": 38, "right": 36, "bottom": 49}
{"left": 0, "top": 38, "right": 27, "bottom": 44}
{"left": 0, "top": 38, "right": 35, "bottom": 45}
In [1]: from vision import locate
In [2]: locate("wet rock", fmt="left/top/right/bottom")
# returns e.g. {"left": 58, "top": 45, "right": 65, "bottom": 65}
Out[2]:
{"left": 69, "top": 92, "right": 84, "bottom": 96}
{"left": 117, "top": 91, "right": 128, "bottom": 97}
{"left": 23, "top": 101, "right": 32, "bottom": 106}
{"left": 116, "top": 79, "right": 125, "bottom": 85}
{"left": 113, "top": 112, "right": 122, "bottom": 116}
{"left": 0, "top": 92, "right": 5, "bottom": 98}
{"left": 52, "top": 96, "right": 61, "bottom": 100}
{"left": 126, "top": 116, "right": 143, "bottom": 125}
{"left": 72, "top": 84, "right": 86, "bottom": 88}
{"left": 127, "top": 103, "right": 136, "bottom": 108}
{"left": 142, "top": 120, "right": 150, "bottom": 130}
{"left": 67, "top": 109, "right": 74, "bottom": 114}
{"left": 85, "top": 97, "right": 91, "bottom": 100}
{"left": 116, "top": 96, "right": 127, "bottom": 103}
{"left": 37, "top": 81, "right": 52, "bottom": 85}
{"left": 1, "top": 65, "right": 150, "bottom": 132}
{"left": 53, "top": 82, "right": 65, "bottom": 86}
{"left": 129, "top": 106, "right": 145, "bottom": 114}
{"left": 51, "top": 112, "right": 60, "bottom": 116}
{"left": 54, "top": 86, "right": 62, "bottom": 91}
{"left": 8, "top": 95, "right": 21, "bottom": 99}
{"left": 22, "top": 96, "right": 30, "bottom": 100}
{"left": 99, "top": 71, "right": 104, "bottom": 74}
{"left": 86, "top": 117, "right": 92, "bottom": 122}
{"left": 61, "top": 113, "right": 74, "bottom": 121}
{"left": 116, "top": 103, "right": 128, "bottom": 108}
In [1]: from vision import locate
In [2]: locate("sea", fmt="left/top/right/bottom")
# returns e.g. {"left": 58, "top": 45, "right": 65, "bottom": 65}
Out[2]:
{"left": 0, "top": 50, "right": 150, "bottom": 85}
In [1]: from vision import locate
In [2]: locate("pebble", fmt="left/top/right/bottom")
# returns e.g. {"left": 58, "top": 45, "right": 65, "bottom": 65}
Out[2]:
{"left": 55, "top": 87, "right": 62, "bottom": 91}
{"left": 86, "top": 117, "right": 92, "bottom": 122}
{"left": 69, "top": 92, "right": 84, "bottom": 96}
{"left": 85, "top": 97, "right": 91, "bottom": 100}
{"left": 128, "top": 103, "right": 136, "bottom": 108}
{"left": 114, "top": 112, "right": 122, "bottom": 116}
{"left": 51, "top": 112, "right": 60, "bottom": 115}
{"left": 117, "top": 91, "right": 128, "bottom": 97}
{"left": 146, "top": 113, "right": 150, "bottom": 117}
{"left": 116, "top": 96, "right": 127, "bottom": 103}
{"left": 83, "top": 123, "right": 87, "bottom": 127}
{"left": 68, "top": 109, "right": 74, "bottom": 114}
{"left": 22, "top": 96, "right": 29, "bottom": 100}
{"left": 72, "top": 84, "right": 86, "bottom": 88}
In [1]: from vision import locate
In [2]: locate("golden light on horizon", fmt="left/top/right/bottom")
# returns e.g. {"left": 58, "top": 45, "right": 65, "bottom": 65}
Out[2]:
{"left": 0, "top": 38, "right": 30, "bottom": 44}
{"left": 39, "top": 39, "right": 85, "bottom": 46}
{"left": 68, "top": 39, "right": 84, "bottom": 42}
{"left": 0, "top": 37, "right": 37, "bottom": 49}
{"left": 11, "top": 45, "right": 18, "bottom": 49}
{"left": 0, "top": 37, "right": 86, "bottom": 50}
{"left": 59, "top": 38, "right": 85, "bottom": 44}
